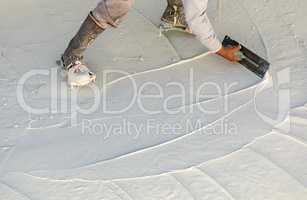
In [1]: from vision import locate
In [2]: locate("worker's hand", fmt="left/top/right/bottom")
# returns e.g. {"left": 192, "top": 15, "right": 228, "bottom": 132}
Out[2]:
{"left": 216, "top": 46, "right": 242, "bottom": 62}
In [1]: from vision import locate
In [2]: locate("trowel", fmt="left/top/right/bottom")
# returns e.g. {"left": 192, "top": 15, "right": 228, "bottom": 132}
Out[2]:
{"left": 222, "top": 35, "right": 270, "bottom": 79}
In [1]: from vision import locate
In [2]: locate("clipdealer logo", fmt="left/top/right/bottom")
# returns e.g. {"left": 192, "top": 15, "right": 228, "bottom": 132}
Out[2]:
{"left": 16, "top": 67, "right": 240, "bottom": 129}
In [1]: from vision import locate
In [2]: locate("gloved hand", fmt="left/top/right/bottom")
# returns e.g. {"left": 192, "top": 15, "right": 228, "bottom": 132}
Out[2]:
{"left": 216, "top": 46, "right": 242, "bottom": 62}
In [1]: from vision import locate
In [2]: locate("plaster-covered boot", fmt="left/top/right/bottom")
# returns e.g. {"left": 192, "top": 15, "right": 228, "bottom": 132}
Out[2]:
{"left": 160, "top": 0, "right": 191, "bottom": 33}
{"left": 61, "top": 12, "right": 105, "bottom": 87}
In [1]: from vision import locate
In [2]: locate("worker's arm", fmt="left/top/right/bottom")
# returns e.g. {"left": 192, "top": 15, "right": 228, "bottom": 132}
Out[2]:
{"left": 182, "top": 0, "right": 241, "bottom": 61}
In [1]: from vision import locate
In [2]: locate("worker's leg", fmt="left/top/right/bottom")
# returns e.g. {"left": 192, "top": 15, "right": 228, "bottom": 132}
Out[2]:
{"left": 62, "top": 0, "right": 134, "bottom": 69}
{"left": 92, "top": 0, "right": 134, "bottom": 29}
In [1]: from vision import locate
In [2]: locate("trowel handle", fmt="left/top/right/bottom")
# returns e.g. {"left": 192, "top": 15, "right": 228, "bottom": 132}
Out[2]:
{"left": 222, "top": 35, "right": 240, "bottom": 47}
{"left": 223, "top": 35, "right": 245, "bottom": 59}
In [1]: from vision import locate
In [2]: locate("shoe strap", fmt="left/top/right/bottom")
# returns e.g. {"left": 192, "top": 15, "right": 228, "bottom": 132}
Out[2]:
{"left": 68, "top": 61, "right": 83, "bottom": 73}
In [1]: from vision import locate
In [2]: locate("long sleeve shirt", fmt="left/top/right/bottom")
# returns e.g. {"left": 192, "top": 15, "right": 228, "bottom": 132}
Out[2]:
{"left": 182, "top": 0, "right": 222, "bottom": 52}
